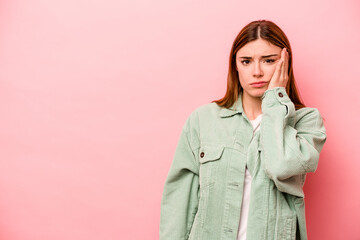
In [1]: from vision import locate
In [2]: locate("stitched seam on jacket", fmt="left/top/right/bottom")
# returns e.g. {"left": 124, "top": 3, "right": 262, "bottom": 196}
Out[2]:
{"left": 183, "top": 130, "right": 200, "bottom": 173}
{"left": 284, "top": 139, "right": 309, "bottom": 172}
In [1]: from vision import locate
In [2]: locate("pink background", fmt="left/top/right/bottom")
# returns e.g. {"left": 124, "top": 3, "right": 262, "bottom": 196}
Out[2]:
{"left": 0, "top": 0, "right": 359, "bottom": 239}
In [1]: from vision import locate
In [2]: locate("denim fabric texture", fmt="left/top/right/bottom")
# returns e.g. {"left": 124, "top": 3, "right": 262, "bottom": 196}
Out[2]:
{"left": 160, "top": 87, "right": 327, "bottom": 240}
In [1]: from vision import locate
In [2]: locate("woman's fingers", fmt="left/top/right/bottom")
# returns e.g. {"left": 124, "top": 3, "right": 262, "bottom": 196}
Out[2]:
{"left": 268, "top": 48, "right": 287, "bottom": 90}
{"left": 284, "top": 48, "right": 288, "bottom": 74}
{"left": 281, "top": 48, "right": 286, "bottom": 81}
{"left": 267, "top": 57, "right": 282, "bottom": 90}
{"left": 279, "top": 49, "right": 284, "bottom": 82}
{"left": 279, "top": 48, "right": 289, "bottom": 86}
{"left": 284, "top": 48, "right": 289, "bottom": 85}
{"left": 273, "top": 59, "right": 282, "bottom": 81}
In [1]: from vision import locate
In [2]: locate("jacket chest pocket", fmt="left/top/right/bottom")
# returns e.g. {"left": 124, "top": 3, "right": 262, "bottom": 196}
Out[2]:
{"left": 198, "top": 145, "right": 225, "bottom": 188}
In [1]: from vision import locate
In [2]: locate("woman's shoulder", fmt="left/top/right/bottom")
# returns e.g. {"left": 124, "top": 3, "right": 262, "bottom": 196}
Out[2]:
{"left": 181, "top": 102, "right": 222, "bottom": 130}
{"left": 188, "top": 102, "right": 222, "bottom": 119}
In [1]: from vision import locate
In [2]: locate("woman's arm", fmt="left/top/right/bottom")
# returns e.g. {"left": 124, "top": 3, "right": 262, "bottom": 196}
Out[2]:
{"left": 260, "top": 87, "right": 327, "bottom": 197}
{"left": 160, "top": 112, "right": 200, "bottom": 240}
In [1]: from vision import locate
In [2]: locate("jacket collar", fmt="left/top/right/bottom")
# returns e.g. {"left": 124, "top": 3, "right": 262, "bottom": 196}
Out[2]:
{"left": 219, "top": 91, "right": 244, "bottom": 118}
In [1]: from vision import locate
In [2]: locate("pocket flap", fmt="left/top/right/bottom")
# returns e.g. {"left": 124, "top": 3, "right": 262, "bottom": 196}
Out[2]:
{"left": 199, "top": 145, "right": 225, "bottom": 163}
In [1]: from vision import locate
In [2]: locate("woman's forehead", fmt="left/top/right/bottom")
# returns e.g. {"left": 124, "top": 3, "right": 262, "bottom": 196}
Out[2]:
{"left": 236, "top": 39, "right": 281, "bottom": 57}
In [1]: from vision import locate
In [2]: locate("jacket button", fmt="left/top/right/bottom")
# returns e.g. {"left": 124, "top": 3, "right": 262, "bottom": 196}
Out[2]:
{"left": 278, "top": 92, "right": 283, "bottom": 97}
{"left": 200, "top": 152, "right": 205, "bottom": 158}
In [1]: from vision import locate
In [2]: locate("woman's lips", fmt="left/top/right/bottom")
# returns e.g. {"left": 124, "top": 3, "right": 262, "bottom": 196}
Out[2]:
{"left": 251, "top": 81, "right": 267, "bottom": 88}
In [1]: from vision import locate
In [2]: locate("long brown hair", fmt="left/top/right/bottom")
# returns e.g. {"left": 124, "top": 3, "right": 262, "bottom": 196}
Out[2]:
{"left": 213, "top": 20, "right": 306, "bottom": 110}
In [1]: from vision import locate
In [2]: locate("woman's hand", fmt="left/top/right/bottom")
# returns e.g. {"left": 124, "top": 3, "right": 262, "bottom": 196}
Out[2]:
{"left": 267, "top": 48, "right": 289, "bottom": 90}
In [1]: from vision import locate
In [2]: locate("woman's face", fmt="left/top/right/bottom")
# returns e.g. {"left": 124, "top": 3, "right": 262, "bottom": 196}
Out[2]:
{"left": 235, "top": 38, "right": 282, "bottom": 99}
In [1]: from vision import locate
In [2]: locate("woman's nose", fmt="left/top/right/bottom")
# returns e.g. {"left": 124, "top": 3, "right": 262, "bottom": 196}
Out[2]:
{"left": 252, "top": 61, "right": 263, "bottom": 77}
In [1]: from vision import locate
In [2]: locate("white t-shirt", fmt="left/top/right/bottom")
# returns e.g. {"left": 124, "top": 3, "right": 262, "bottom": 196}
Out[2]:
{"left": 237, "top": 113, "right": 263, "bottom": 240}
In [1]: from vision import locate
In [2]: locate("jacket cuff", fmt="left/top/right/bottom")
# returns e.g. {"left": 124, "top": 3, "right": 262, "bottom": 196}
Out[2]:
{"left": 261, "top": 87, "right": 296, "bottom": 125}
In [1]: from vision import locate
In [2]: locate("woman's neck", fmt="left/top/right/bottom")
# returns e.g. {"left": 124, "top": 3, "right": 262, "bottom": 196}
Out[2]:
{"left": 241, "top": 93, "right": 262, "bottom": 120}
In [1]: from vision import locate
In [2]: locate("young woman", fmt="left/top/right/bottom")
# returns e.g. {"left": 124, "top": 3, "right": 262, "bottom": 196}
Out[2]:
{"left": 160, "top": 20, "right": 327, "bottom": 240}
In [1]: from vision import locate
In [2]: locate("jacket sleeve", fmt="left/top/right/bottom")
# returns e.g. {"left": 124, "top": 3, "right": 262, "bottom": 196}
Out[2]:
{"left": 260, "top": 87, "right": 327, "bottom": 197}
{"left": 160, "top": 111, "right": 200, "bottom": 240}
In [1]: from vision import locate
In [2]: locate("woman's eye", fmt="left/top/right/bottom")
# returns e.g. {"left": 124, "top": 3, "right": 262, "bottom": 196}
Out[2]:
{"left": 241, "top": 60, "right": 250, "bottom": 65}
{"left": 264, "top": 59, "right": 275, "bottom": 63}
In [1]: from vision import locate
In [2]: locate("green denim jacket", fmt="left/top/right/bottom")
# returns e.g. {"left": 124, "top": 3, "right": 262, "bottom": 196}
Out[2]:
{"left": 160, "top": 87, "right": 327, "bottom": 240}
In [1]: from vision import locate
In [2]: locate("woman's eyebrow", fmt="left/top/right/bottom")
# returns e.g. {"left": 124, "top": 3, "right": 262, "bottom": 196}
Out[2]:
{"left": 239, "top": 54, "right": 279, "bottom": 59}
{"left": 262, "top": 54, "right": 279, "bottom": 58}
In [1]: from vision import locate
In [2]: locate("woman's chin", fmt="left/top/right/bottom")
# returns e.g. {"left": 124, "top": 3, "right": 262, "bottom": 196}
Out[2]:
{"left": 250, "top": 90, "right": 266, "bottom": 98}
